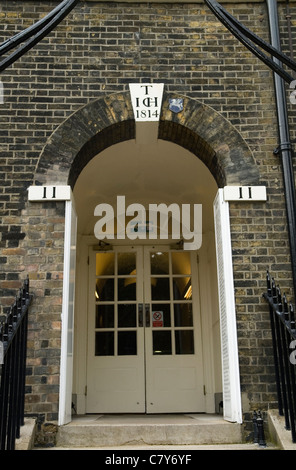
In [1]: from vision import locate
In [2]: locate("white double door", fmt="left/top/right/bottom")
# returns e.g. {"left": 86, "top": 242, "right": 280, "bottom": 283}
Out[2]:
{"left": 86, "top": 245, "right": 205, "bottom": 414}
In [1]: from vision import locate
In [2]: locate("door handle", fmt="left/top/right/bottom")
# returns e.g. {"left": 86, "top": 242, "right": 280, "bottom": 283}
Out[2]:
{"left": 145, "top": 303, "right": 150, "bottom": 327}
{"left": 138, "top": 303, "right": 143, "bottom": 327}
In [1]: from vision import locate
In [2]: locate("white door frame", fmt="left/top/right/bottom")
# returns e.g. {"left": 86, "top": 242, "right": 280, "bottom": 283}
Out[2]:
{"left": 58, "top": 198, "right": 77, "bottom": 425}
{"left": 59, "top": 188, "right": 243, "bottom": 424}
{"left": 214, "top": 189, "right": 242, "bottom": 424}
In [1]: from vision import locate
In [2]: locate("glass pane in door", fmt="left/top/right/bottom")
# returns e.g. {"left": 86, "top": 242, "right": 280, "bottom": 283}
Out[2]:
{"left": 96, "top": 252, "right": 115, "bottom": 276}
{"left": 151, "top": 278, "right": 170, "bottom": 300}
{"left": 96, "top": 304, "right": 114, "bottom": 328}
{"left": 95, "top": 332, "right": 114, "bottom": 356}
{"left": 150, "top": 252, "right": 169, "bottom": 274}
{"left": 174, "top": 304, "right": 193, "bottom": 326}
{"left": 153, "top": 331, "right": 172, "bottom": 355}
{"left": 118, "top": 277, "right": 137, "bottom": 300}
{"left": 118, "top": 331, "right": 137, "bottom": 355}
{"left": 151, "top": 303, "right": 171, "bottom": 326}
{"left": 175, "top": 330, "right": 194, "bottom": 354}
{"left": 118, "top": 304, "right": 137, "bottom": 327}
{"left": 118, "top": 252, "right": 136, "bottom": 275}
{"left": 171, "top": 252, "right": 191, "bottom": 275}
{"left": 95, "top": 278, "right": 114, "bottom": 301}
{"left": 173, "top": 277, "right": 191, "bottom": 300}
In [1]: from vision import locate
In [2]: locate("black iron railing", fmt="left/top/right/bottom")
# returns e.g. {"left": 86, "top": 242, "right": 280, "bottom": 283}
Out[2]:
{"left": 263, "top": 271, "right": 296, "bottom": 443}
{"left": 0, "top": 277, "right": 32, "bottom": 450}
{"left": 0, "top": 0, "right": 79, "bottom": 72}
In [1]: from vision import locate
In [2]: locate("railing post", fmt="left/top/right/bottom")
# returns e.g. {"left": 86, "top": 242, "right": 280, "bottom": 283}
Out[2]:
{"left": 263, "top": 271, "right": 296, "bottom": 444}
{"left": 18, "top": 286, "right": 29, "bottom": 430}
{"left": 278, "top": 289, "right": 296, "bottom": 439}
{"left": 275, "top": 283, "right": 290, "bottom": 429}
{"left": 253, "top": 411, "right": 258, "bottom": 443}
{"left": 290, "top": 304, "right": 296, "bottom": 443}
{"left": 0, "top": 276, "right": 32, "bottom": 450}
{"left": 267, "top": 272, "right": 283, "bottom": 416}
{"left": 257, "top": 411, "right": 267, "bottom": 447}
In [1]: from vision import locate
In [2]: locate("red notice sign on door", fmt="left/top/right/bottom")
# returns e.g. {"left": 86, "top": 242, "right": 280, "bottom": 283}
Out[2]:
{"left": 152, "top": 311, "right": 164, "bottom": 327}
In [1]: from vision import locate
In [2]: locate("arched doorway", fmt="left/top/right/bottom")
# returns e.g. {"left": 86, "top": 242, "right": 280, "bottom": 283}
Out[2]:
{"left": 72, "top": 139, "right": 220, "bottom": 415}
{"left": 33, "top": 90, "right": 259, "bottom": 425}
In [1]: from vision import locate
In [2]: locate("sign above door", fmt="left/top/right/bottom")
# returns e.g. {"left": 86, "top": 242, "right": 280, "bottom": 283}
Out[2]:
{"left": 129, "top": 83, "right": 164, "bottom": 122}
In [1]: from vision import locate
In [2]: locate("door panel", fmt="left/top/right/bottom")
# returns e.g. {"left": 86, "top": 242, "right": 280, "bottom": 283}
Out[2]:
{"left": 86, "top": 245, "right": 205, "bottom": 414}
{"left": 144, "top": 247, "right": 205, "bottom": 413}
{"left": 86, "top": 246, "right": 145, "bottom": 413}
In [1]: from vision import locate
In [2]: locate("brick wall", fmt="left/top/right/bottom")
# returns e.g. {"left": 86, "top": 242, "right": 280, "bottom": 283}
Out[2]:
{"left": 0, "top": 0, "right": 296, "bottom": 442}
{"left": 23, "top": 200, "right": 65, "bottom": 430}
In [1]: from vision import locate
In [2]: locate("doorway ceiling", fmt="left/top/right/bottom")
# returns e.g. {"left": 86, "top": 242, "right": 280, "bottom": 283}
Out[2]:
{"left": 73, "top": 139, "right": 218, "bottom": 236}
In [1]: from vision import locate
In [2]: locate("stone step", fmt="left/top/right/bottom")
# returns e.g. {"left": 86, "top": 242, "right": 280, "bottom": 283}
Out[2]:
{"left": 56, "top": 414, "right": 245, "bottom": 448}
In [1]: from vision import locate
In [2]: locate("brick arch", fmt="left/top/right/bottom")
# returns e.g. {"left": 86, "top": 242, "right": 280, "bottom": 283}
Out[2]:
{"left": 35, "top": 91, "right": 259, "bottom": 188}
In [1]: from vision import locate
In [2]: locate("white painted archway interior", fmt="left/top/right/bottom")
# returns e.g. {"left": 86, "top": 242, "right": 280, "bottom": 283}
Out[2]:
{"left": 72, "top": 138, "right": 222, "bottom": 415}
